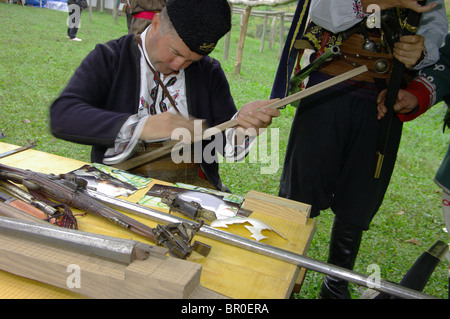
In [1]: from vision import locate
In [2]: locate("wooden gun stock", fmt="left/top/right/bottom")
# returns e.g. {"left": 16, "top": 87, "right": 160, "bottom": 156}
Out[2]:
{"left": 0, "top": 201, "right": 48, "bottom": 224}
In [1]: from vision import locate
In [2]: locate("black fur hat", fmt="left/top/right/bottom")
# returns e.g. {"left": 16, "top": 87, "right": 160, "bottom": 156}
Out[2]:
{"left": 166, "top": 0, "right": 232, "bottom": 55}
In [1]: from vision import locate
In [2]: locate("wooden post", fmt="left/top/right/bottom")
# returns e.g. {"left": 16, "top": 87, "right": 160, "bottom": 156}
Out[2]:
{"left": 223, "top": 3, "right": 232, "bottom": 61}
{"left": 88, "top": 0, "right": 92, "bottom": 21}
{"left": 278, "top": 12, "right": 285, "bottom": 60}
{"left": 223, "top": 31, "right": 231, "bottom": 61}
{"left": 112, "top": 0, "right": 118, "bottom": 24}
{"left": 269, "top": 14, "right": 277, "bottom": 49}
{"left": 260, "top": 13, "right": 268, "bottom": 53}
{"left": 233, "top": 5, "right": 251, "bottom": 75}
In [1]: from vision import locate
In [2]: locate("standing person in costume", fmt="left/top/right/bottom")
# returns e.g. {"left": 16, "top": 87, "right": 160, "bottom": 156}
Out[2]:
{"left": 271, "top": 0, "right": 447, "bottom": 298}
{"left": 51, "top": 0, "right": 280, "bottom": 191}
{"left": 67, "top": 0, "right": 87, "bottom": 41}
{"left": 377, "top": 33, "right": 450, "bottom": 247}
{"left": 127, "top": 0, "right": 166, "bottom": 35}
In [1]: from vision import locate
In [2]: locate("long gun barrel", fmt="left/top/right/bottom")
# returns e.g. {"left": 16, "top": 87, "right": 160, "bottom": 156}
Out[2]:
{"left": 0, "top": 216, "right": 168, "bottom": 265}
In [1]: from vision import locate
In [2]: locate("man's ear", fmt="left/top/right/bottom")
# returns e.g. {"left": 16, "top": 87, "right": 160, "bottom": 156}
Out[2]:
{"left": 150, "top": 13, "right": 161, "bottom": 34}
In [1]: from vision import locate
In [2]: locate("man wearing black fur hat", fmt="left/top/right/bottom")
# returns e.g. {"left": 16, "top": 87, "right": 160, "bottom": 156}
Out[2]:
{"left": 50, "top": 0, "right": 280, "bottom": 191}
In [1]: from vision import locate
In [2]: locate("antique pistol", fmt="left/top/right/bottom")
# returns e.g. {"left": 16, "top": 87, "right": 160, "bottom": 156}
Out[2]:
{"left": 0, "top": 163, "right": 209, "bottom": 259}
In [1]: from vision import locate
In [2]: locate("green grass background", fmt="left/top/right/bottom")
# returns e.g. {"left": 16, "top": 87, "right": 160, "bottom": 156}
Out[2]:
{"left": 0, "top": 2, "right": 449, "bottom": 299}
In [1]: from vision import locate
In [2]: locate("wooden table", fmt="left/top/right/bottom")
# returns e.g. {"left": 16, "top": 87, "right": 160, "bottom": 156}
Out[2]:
{"left": 0, "top": 142, "right": 315, "bottom": 299}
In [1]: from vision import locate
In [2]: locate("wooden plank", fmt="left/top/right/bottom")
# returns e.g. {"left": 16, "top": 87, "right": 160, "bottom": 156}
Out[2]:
{"left": 0, "top": 231, "right": 226, "bottom": 299}
{"left": 243, "top": 190, "right": 310, "bottom": 225}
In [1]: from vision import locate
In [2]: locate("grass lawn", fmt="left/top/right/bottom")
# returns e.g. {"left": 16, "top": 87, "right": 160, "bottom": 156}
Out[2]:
{"left": 0, "top": 2, "right": 449, "bottom": 299}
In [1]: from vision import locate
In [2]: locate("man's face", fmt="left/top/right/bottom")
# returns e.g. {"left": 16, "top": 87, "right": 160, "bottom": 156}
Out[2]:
{"left": 146, "top": 14, "right": 203, "bottom": 76}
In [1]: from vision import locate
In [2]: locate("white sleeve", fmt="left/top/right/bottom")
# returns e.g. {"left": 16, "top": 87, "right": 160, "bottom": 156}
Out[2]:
{"left": 222, "top": 112, "right": 256, "bottom": 162}
{"left": 102, "top": 114, "right": 148, "bottom": 165}
{"left": 309, "top": 0, "right": 368, "bottom": 33}
{"left": 414, "top": 0, "right": 448, "bottom": 69}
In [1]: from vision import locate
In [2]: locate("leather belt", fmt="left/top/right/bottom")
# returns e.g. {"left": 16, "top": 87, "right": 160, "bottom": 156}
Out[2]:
{"left": 320, "top": 34, "right": 394, "bottom": 83}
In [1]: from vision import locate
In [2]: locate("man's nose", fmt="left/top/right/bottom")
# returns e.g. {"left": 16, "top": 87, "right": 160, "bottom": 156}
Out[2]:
{"left": 170, "top": 57, "right": 190, "bottom": 71}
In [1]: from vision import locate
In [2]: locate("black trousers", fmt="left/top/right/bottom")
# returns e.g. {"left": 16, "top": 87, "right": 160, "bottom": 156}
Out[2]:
{"left": 279, "top": 72, "right": 403, "bottom": 230}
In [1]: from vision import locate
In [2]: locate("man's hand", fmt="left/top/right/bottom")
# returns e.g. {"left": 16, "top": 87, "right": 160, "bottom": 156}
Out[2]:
{"left": 235, "top": 99, "right": 281, "bottom": 134}
{"left": 362, "top": 0, "right": 437, "bottom": 13}
{"left": 393, "top": 35, "right": 425, "bottom": 68}
{"left": 390, "top": 0, "right": 437, "bottom": 12}
{"left": 140, "top": 112, "right": 205, "bottom": 141}
{"left": 233, "top": 99, "right": 280, "bottom": 145}
{"left": 376, "top": 88, "right": 419, "bottom": 120}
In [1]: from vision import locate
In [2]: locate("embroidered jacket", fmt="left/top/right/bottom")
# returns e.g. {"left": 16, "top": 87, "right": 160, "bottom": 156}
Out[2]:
{"left": 397, "top": 33, "right": 450, "bottom": 192}
{"left": 399, "top": 34, "right": 450, "bottom": 122}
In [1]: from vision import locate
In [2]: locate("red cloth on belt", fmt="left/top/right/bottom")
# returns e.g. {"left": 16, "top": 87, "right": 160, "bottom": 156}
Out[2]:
{"left": 133, "top": 11, "right": 158, "bottom": 20}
